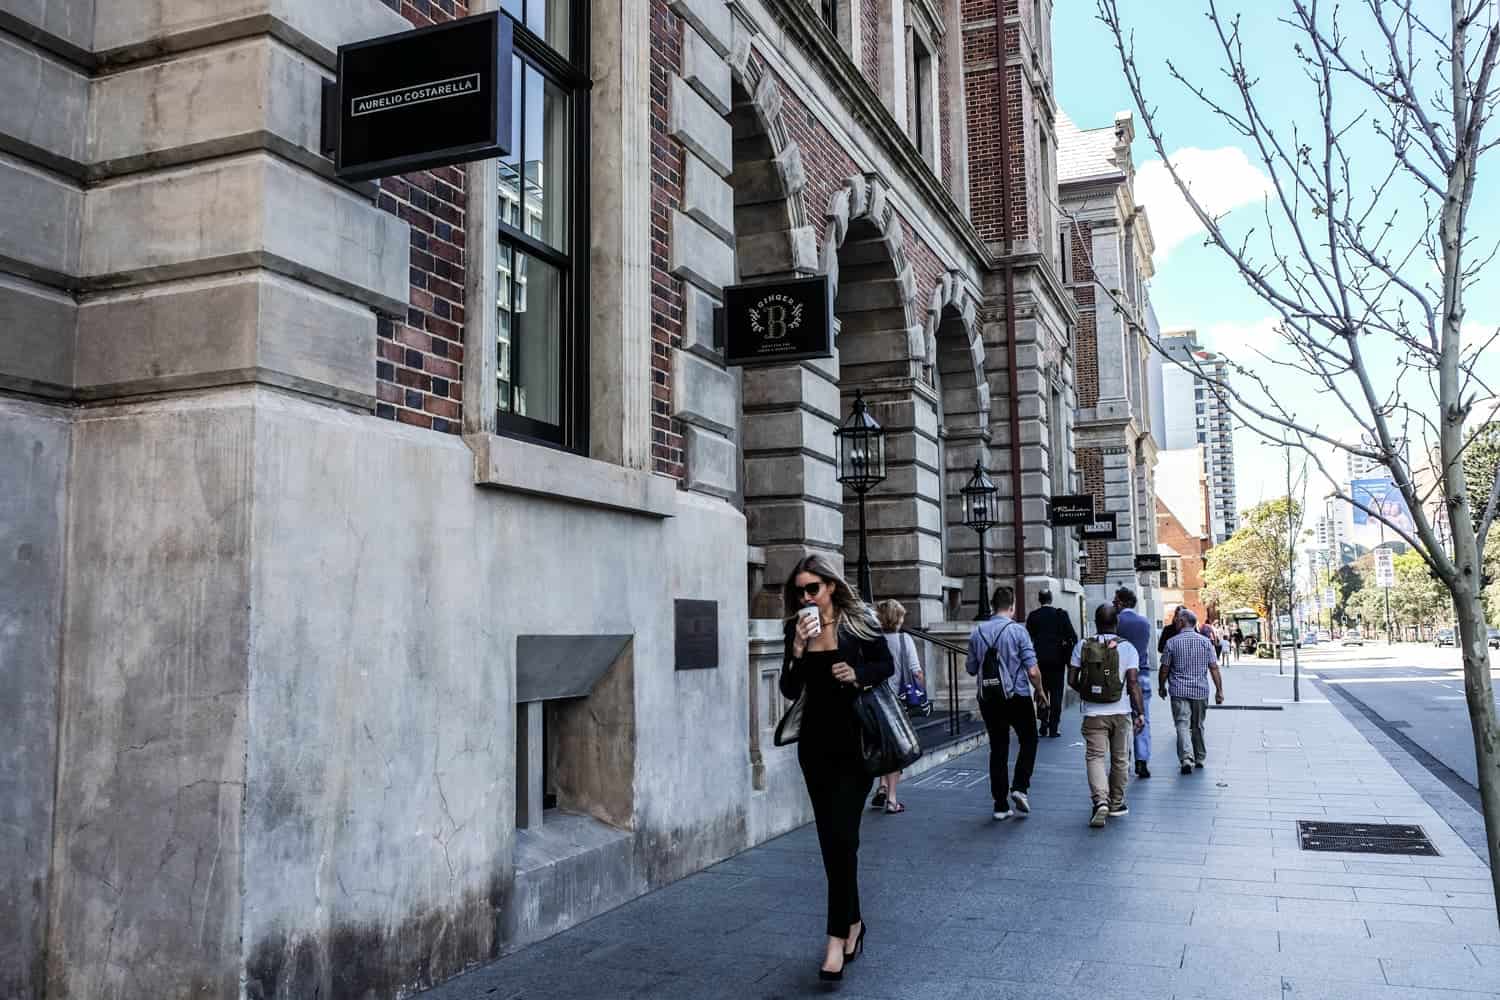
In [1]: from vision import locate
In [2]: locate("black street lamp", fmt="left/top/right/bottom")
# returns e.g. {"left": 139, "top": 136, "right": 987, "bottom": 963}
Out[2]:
{"left": 835, "top": 391, "right": 887, "bottom": 601}
{"left": 961, "top": 460, "right": 1000, "bottom": 620}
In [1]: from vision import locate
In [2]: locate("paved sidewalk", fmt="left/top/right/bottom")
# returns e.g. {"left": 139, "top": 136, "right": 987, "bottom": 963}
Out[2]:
{"left": 420, "top": 664, "right": 1499, "bottom": 1000}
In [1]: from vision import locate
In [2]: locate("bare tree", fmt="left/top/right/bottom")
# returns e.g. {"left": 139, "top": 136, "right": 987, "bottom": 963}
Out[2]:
{"left": 1096, "top": 0, "right": 1500, "bottom": 912}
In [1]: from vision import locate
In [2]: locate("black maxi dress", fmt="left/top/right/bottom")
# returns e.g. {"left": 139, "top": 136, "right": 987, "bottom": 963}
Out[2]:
{"left": 780, "top": 620, "right": 895, "bottom": 938}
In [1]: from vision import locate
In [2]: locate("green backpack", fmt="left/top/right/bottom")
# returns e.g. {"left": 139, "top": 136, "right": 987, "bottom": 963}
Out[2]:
{"left": 1075, "top": 638, "right": 1124, "bottom": 704}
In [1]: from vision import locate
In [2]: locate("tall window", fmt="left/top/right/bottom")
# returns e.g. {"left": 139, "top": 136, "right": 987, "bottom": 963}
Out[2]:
{"left": 496, "top": 0, "right": 589, "bottom": 449}
{"left": 910, "top": 34, "right": 933, "bottom": 162}
{"left": 820, "top": 0, "right": 838, "bottom": 33}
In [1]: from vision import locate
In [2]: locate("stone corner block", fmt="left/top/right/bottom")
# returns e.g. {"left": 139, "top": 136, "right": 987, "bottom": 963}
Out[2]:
{"left": 682, "top": 284, "right": 723, "bottom": 361}
{"left": 683, "top": 153, "right": 734, "bottom": 244}
{"left": 682, "top": 25, "right": 732, "bottom": 115}
{"left": 683, "top": 425, "right": 738, "bottom": 498}
{"left": 668, "top": 0, "right": 732, "bottom": 58}
{"left": 670, "top": 209, "right": 734, "bottom": 296}
{"left": 669, "top": 75, "right": 733, "bottom": 178}
{"left": 672, "top": 348, "right": 737, "bottom": 437}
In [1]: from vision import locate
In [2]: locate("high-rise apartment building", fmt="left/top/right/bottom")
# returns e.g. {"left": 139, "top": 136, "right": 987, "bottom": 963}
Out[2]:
{"left": 1161, "top": 332, "right": 1239, "bottom": 542}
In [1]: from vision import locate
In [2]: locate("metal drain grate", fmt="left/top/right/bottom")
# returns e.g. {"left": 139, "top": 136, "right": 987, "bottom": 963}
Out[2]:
{"left": 1209, "top": 705, "right": 1285, "bottom": 711}
{"left": 1297, "top": 821, "right": 1440, "bottom": 856}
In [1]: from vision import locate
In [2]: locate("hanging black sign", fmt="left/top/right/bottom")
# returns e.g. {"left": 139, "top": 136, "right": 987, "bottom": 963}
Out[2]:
{"left": 1134, "top": 553, "right": 1163, "bottom": 573}
{"left": 1048, "top": 494, "right": 1095, "bottom": 526}
{"left": 674, "top": 600, "right": 719, "bottom": 670}
{"left": 722, "top": 275, "right": 835, "bottom": 366}
{"left": 324, "top": 12, "right": 512, "bottom": 182}
{"left": 1080, "top": 513, "right": 1117, "bottom": 540}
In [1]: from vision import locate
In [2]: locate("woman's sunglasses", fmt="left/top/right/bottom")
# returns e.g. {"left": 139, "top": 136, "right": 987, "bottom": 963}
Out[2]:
{"left": 797, "top": 581, "right": 826, "bottom": 598}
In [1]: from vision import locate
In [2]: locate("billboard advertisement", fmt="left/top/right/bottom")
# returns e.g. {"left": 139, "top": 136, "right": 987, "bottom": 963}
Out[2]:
{"left": 1351, "top": 477, "right": 1416, "bottom": 534}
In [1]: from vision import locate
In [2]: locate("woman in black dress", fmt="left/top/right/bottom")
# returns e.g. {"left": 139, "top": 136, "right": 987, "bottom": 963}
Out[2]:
{"left": 780, "top": 555, "right": 894, "bottom": 982}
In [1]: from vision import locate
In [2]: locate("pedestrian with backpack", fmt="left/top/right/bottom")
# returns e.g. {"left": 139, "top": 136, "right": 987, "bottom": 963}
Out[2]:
{"left": 966, "top": 585, "right": 1047, "bottom": 820}
{"left": 1069, "top": 604, "right": 1145, "bottom": 828}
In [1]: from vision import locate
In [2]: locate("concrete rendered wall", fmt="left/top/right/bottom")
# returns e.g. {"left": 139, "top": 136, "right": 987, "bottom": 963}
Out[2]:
{"left": 0, "top": 399, "right": 70, "bottom": 1000}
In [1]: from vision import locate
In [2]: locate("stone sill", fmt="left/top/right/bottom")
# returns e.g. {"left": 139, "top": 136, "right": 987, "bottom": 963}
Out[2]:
{"left": 467, "top": 432, "right": 677, "bottom": 519}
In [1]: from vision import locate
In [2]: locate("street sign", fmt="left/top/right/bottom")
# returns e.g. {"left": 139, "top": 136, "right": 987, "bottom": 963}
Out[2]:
{"left": 1375, "top": 546, "right": 1395, "bottom": 588}
{"left": 721, "top": 275, "right": 835, "bottom": 366}
{"left": 1080, "top": 513, "right": 1118, "bottom": 540}
{"left": 1324, "top": 587, "right": 1336, "bottom": 605}
{"left": 1134, "top": 553, "right": 1163, "bottom": 573}
{"left": 324, "top": 12, "right": 512, "bottom": 182}
{"left": 1048, "top": 494, "right": 1095, "bottom": 526}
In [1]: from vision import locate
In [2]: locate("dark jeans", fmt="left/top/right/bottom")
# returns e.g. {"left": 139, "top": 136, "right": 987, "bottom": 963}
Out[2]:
{"left": 799, "top": 750, "right": 872, "bottom": 938}
{"left": 1038, "top": 665, "right": 1066, "bottom": 735}
{"left": 978, "top": 693, "right": 1038, "bottom": 806}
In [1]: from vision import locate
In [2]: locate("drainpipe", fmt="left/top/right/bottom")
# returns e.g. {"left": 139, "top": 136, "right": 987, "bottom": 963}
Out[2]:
{"left": 993, "top": 0, "right": 1027, "bottom": 617}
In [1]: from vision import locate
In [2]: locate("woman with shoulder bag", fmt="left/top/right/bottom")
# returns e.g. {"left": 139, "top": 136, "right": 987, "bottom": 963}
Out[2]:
{"left": 779, "top": 555, "right": 894, "bottom": 983}
{"left": 871, "top": 599, "right": 921, "bottom": 814}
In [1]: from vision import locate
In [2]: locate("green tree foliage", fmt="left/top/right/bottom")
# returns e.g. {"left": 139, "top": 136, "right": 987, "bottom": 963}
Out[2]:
{"left": 1390, "top": 550, "right": 1450, "bottom": 630}
{"left": 1204, "top": 498, "right": 1303, "bottom": 637}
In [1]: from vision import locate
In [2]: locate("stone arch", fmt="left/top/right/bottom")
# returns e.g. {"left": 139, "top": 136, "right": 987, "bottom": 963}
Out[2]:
{"left": 926, "top": 271, "right": 993, "bottom": 618}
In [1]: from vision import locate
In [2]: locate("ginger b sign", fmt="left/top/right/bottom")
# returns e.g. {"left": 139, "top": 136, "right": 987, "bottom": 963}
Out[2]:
{"left": 327, "top": 12, "right": 512, "bottom": 182}
{"left": 722, "top": 276, "right": 835, "bottom": 366}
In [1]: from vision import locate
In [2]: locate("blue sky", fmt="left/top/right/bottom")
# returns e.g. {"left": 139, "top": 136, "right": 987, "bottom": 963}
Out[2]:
{"left": 1055, "top": 4, "right": 1500, "bottom": 521}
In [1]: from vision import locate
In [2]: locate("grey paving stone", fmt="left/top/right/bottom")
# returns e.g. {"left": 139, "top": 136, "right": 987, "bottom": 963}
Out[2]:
{"left": 1074, "top": 959, "right": 1282, "bottom": 1000}
{"left": 1199, "top": 877, "right": 1356, "bottom": 901}
{"left": 1356, "top": 887, "right": 1496, "bottom": 909}
{"left": 1367, "top": 918, "right": 1500, "bottom": 945}
{"left": 1282, "top": 977, "right": 1500, "bottom": 1000}
{"left": 1470, "top": 943, "right": 1500, "bottom": 966}
{"left": 1276, "top": 897, "right": 1457, "bottom": 925}
{"left": 1380, "top": 955, "right": 1500, "bottom": 991}
{"left": 1184, "top": 943, "right": 1386, "bottom": 985}
{"left": 1275, "top": 868, "right": 1431, "bottom": 891}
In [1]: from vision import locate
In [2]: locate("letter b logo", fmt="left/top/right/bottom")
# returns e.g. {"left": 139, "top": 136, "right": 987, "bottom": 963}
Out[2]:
{"left": 764, "top": 304, "right": 789, "bottom": 340}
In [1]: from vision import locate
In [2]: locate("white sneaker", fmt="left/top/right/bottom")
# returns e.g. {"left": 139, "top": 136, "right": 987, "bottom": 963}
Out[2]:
{"left": 1089, "top": 803, "right": 1109, "bottom": 828}
{"left": 993, "top": 808, "right": 1013, "bottom": 821}
{"left": 1010, "top": 791, "right": 1031, "bottom": 815}
{"left": 1109, "top": 803, "right": 1130, "bottom": 817}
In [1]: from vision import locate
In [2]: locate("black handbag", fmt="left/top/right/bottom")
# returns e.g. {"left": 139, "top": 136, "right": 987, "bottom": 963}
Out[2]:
{"left": 773, "top": 690, "right": 805, "bottom": 746}
{"left": 853, "top": 682, "right": 923, "bottom": 777}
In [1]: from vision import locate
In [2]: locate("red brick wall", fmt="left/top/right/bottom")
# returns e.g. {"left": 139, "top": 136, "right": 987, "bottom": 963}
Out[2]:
{"left": 961, "top": 0, "right": 1026, "bottom": 247}
{"left": 901, "top": 217, "right": 945, "bottom": 335}
{"left": 1070, "top": 221, "right": 1097, "bottom": 407}
{"left": 374, "top": 0, "right": 468, "bottom": 433}
{"left": 650, "top": 0, "right": 686, "bottom": 479}
{"left": 1156, "top": 497, "right": 1207, "bottom": 621}
{"left": 1079, "top": 447, "right": 1105, "bottom": 583}
{"left": 861, "top": 0, "right": 881, "bottom": 88}
{"left": 939, "top": 51, "right": 952, "bottom": 189}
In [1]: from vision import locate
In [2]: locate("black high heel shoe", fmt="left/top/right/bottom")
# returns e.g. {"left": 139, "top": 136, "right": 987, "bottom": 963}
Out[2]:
{"left": 817, "top": 963, "right": 843, "bottom": 984}
{"left": 843, "top": 923, "right": 867, "bottom": 964}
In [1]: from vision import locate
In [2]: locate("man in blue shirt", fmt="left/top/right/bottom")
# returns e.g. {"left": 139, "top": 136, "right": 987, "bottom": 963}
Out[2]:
{"left": 1112, "top": 587, "right": 1155, "bottom": 779}
{"left": 968, "top": 585, "right": 1046, "bottom": 820}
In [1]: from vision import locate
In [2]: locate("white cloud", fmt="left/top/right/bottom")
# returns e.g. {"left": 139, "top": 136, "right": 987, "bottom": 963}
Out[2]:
{"left": 1136, "top": 147, "right": 1274, "bottom": 264}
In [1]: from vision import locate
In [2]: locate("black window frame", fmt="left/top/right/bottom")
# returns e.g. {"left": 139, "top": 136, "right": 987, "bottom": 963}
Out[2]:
{"left": 494, "top": 1, "right": 592, "bottom": 453}
{"left": 820, "top": 0, "right": 838, "bottom": 34}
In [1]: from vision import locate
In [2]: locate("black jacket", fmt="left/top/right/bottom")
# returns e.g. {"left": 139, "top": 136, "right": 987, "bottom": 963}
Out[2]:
{"left": 1025, "top": 605, "right": 1078, "bottom": 670}
{"left": 779, "top": 618, "right": 895, "bottom": 697}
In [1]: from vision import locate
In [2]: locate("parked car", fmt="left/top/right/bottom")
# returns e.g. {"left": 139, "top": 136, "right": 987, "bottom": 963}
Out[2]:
{"left": 1302, "top": 632, "right": 1319, "bottom": 646}
{"left": 1487, "top": 626, "right": 1500, "bottom": 649}
{"left": 1434, "top": 627, "right": 1457, "bottom": 647}
{"left": 1341, "top": 631, "right": 1365, "bottom": 646}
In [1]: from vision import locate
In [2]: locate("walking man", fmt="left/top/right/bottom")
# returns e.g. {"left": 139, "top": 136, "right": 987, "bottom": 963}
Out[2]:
{"left": 1159, "top": 608, "right": 1225, "bottom": 774}
{"left": 967, "top": 586, "right": 1047, "bottom": 820}
{"left": 1112, "top": 587, "right": 1154, "bottom": 778}
{"left": 1026, "top": 589, "right": 1077, "bottom": 739}
{"left": 1070, "top": 604, "right": 1144, "bottom": 828}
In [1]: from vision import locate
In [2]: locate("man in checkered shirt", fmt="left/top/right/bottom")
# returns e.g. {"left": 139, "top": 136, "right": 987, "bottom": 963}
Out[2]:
{"left": 1158, "top": 608, "right": 1225, "bottom": 775}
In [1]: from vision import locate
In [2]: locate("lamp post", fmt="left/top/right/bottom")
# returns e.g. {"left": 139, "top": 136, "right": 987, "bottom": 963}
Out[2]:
{"left": 962, "top": 460, "right": 1000, "bottom": 620}
{"left": 835, "top": 391, "right": 887, "bottom": 602}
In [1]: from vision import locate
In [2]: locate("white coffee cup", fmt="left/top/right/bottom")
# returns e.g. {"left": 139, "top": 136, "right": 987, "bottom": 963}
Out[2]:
{"left": 798, "top": 605, "right": 821, "bottom": 637}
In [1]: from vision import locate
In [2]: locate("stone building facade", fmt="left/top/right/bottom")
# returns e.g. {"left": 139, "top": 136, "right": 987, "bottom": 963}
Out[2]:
{"left": 1058, "top": 109, "right": 1161, "bottom": 635}
{"left": 0, "top": 1, "right": 1078, "bottom": 997}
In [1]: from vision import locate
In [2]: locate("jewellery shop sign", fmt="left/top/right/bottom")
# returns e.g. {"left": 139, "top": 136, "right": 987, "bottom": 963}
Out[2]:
{"left": 721, "top": 275, "right": 835, "bottom": 366}
{"left": 323, "top": 12, "right": 513, "bottom": 182}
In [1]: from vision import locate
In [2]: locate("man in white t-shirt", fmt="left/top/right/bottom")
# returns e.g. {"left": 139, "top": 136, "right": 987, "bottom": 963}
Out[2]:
{"left": 1069, "top": 603, "right": 1145, "bottom": 828}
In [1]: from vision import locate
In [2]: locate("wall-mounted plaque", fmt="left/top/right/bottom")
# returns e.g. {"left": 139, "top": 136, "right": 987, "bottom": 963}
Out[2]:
{"left": 674, "top": 599, "right": 719, "bottom": 670}
{"left": 1134, "top": 553, "right": 1164, "bottom": 573}
{"left": 722, "top": 275, "right": 834, "bottom": 366}
{"left": 1080, "top": 513, "right": 1118, "bottom": 540}
{"left": 325, "top": 12, "right": 512, "bottom": 182}
{"left": 1048, "top": 494, "right": 1095, "bottom": 526}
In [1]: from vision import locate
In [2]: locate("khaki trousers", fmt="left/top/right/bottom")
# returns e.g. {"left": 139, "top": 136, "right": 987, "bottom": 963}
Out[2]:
{"left": 1081, "top": 713, "right": 1131, "bottom": 809}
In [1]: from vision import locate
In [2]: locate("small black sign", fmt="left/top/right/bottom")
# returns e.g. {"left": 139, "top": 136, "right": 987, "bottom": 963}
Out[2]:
{"left": 1048, "top": 494, "right": 1095, "bottom": 526}
{"left": 328, "top": 12, "right": 511, "bottom": 182}
{"left": 1080, "top": 513, "right": 1117, "bottom": 540}
{"left": 674, "top": 600, "right": 719, "bottom": 671}
{"left": 722, "top": 275, "right": 835, "bottom": 366}
{"left": 1134, "top": 553, "right": 1163, "bottom": 573}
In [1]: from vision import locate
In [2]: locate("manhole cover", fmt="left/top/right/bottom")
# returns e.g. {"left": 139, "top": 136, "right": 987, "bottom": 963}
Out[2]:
{"left": 1296, "top": 821, "right": 1439, "bottom": 856}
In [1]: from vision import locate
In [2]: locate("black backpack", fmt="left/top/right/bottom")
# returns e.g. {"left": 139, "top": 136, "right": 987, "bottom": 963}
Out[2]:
{"left": 977, "top": 623, "right": 1017, "bottom": 703}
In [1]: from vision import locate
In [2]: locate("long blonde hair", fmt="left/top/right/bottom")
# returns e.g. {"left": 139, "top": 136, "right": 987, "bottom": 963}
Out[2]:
{"left": 782, "top": 554, "right": 879, "bottom": 640}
